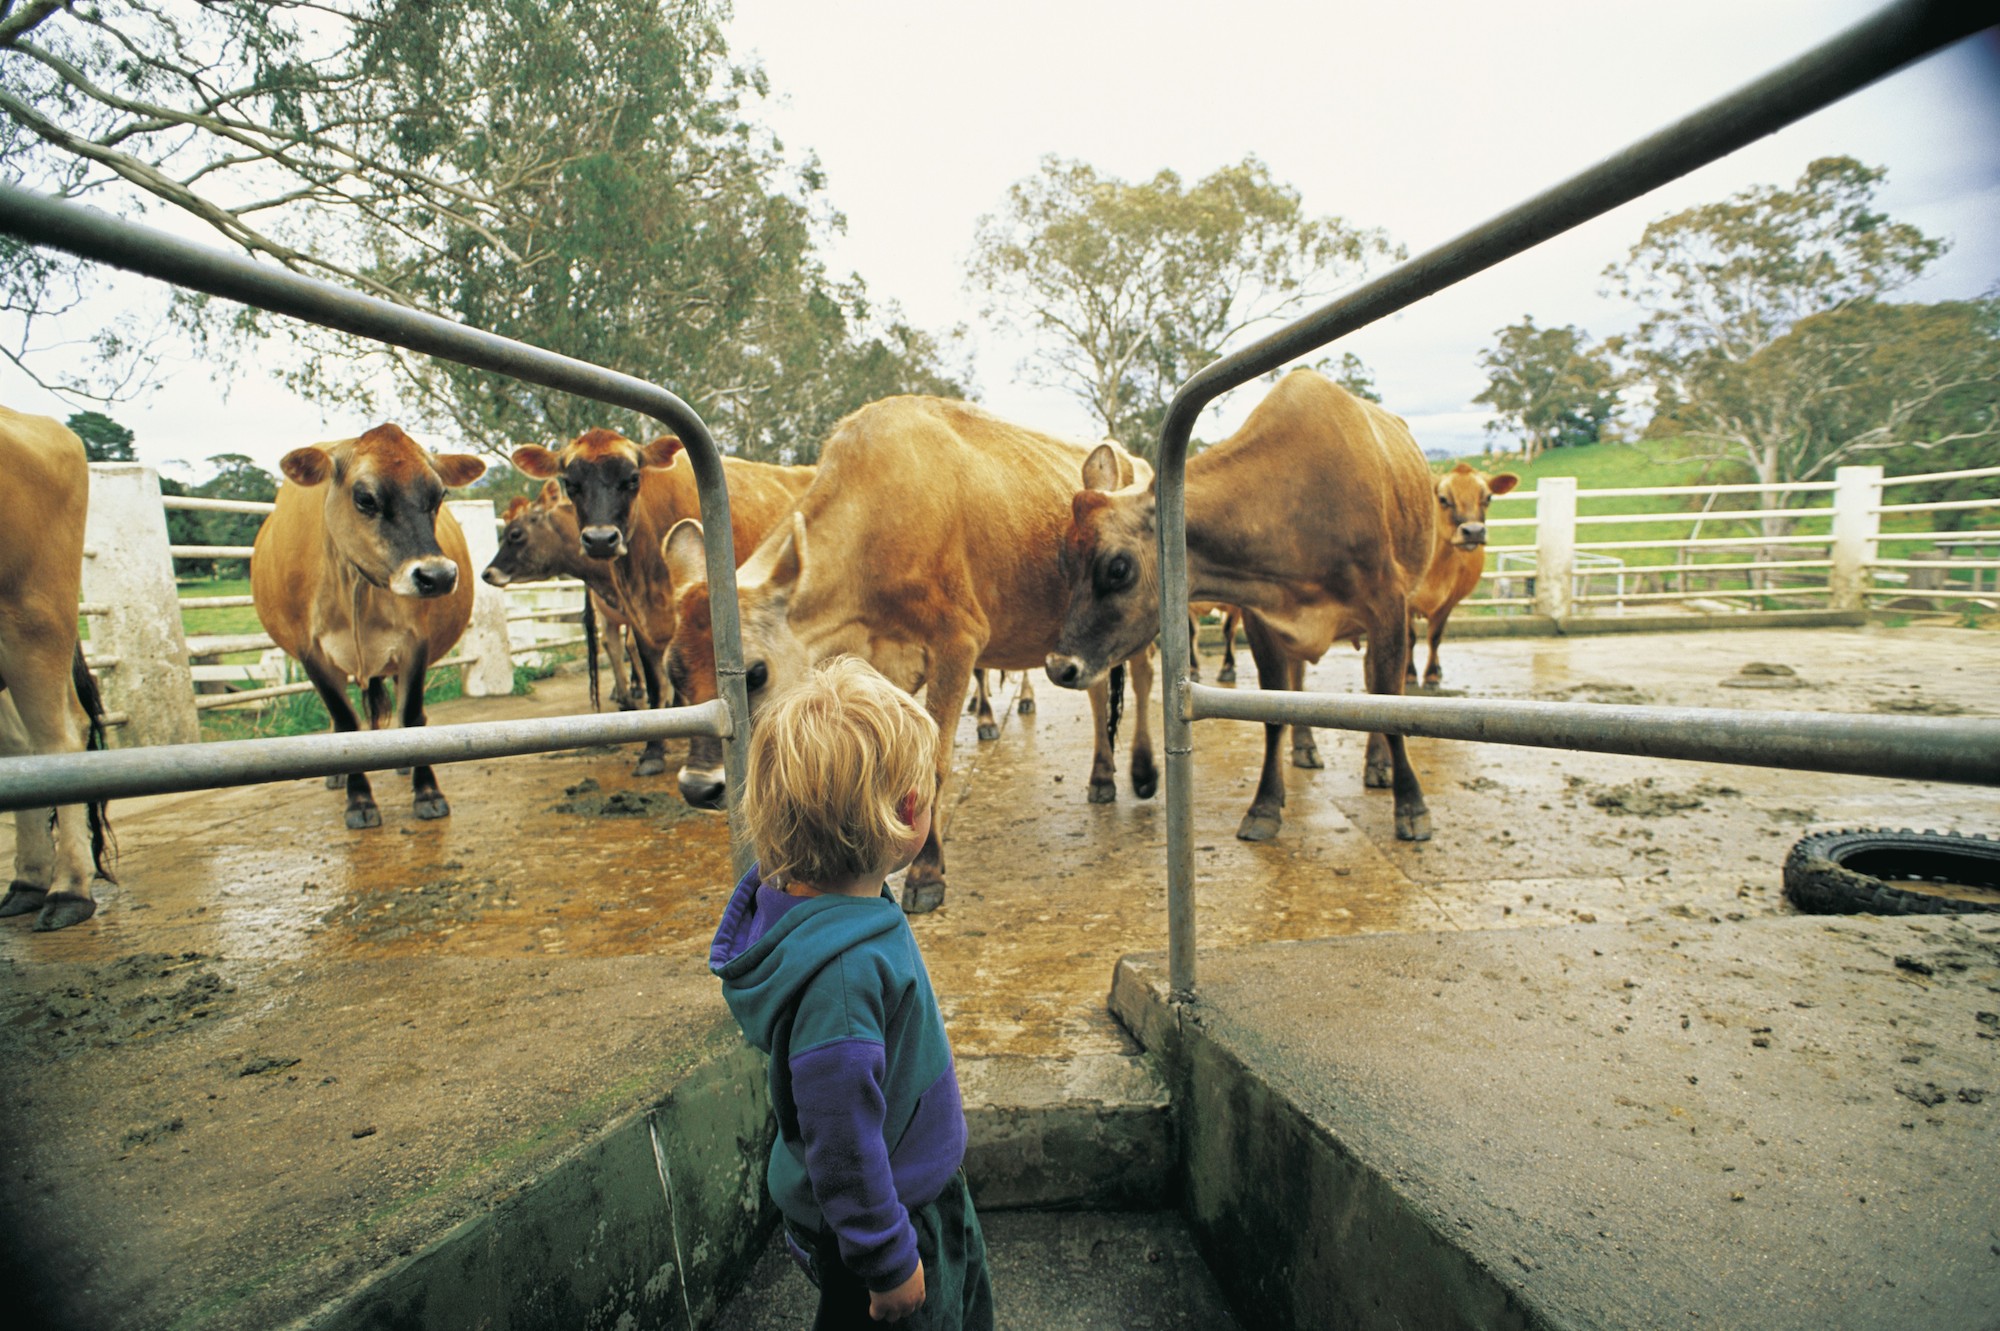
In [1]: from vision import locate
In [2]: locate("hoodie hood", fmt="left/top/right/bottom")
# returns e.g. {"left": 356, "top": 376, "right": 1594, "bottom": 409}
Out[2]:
{"left": 710, "top": 863, "right": 905, "bottom": 1052}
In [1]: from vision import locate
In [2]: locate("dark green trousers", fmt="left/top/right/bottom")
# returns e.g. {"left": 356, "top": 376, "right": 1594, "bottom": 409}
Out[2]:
{"left": 793, "top": 1170, "right": 994, "bottom": 1331}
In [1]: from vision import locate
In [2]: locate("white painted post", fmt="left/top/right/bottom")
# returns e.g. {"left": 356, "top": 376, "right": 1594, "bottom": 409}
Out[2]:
{"left": 448, "top": 499, "right": 514, "bottom": 698}
{"left": 1829, "top": 465, "right": 1883, "bottom": 612}
{"left": 1534, "top": 476, "right": 1577, "bottom": 621}
{"left": 83, "top": 464, "right": 201, "bottom": 748}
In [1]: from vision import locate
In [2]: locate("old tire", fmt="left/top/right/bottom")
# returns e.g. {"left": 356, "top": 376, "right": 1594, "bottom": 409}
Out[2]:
{"left": 1782, "top": 828, "right": 2000, "bottom": 916}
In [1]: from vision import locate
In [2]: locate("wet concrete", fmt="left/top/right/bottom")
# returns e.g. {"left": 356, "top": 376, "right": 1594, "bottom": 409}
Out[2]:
{"left": 0, "top": 624, "right": 1995, "bottom": 1328}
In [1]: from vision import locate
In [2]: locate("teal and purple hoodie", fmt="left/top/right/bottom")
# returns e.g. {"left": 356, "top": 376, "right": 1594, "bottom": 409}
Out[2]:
{"left": 710, "top": 864, "right": 966, "bottom": 1292}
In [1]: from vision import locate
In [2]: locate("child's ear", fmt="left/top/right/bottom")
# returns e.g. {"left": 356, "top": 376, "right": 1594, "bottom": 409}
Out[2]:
{"left": 898, "top": 791, "right": 921, "bottom": 827}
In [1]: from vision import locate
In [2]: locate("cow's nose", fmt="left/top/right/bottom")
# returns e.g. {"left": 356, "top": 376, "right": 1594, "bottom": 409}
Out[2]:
{"left": 408, "top": 560, "right": 458, "bottom": 597}
{"left": 1044, "top": 653, "right": 1085, "bottom": 689}
{"left": 481, "top": 566, "right": 510, "bottom": 587}
{"left": 1458, "top": 522, "right": 1487, "bottom": 547}
{"left": 678, "top": 767, "right": 727, "bottom": 810}
{"left": 580, "top": 526, "right": 623, "bottom": 560}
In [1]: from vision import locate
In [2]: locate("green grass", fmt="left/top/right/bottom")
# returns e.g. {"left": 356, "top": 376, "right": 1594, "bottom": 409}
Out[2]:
{"left": 195, "top": 648, "right": 573, "bottom": 742}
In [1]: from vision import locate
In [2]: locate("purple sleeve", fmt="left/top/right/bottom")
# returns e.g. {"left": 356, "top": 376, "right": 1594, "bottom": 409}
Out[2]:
{"left": 790, "top": 1039, "right": 918, "bottom": 1290}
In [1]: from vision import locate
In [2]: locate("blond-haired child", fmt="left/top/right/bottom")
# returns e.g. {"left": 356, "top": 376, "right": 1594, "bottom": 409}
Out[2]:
{"left": 711, "top": 655, "right": 993, "bottom": 1328}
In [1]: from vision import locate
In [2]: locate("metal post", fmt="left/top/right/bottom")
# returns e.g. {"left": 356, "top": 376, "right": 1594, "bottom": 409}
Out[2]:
{"left": 1830, "top": 465, "right": 1885, "bottom": 612}
{"left": 1158, "top": 401, "right": 1199, "bottom": 1001}
{"left": 1535, "top": 477, "right": 1577, "bottom": 621}
{"left": 448, "top": 499, "right": 516, "bottom": 698}
{"left": 84, "top": 463, "right": 200, "bottom": 747}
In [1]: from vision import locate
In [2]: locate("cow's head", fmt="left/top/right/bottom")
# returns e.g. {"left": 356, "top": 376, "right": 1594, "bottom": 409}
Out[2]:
{"left": 279, "top": 424, "right": 485, "bottom": 596}
{"left": 1436, "top": 462, "right": 1519, "bottom": 552}
{"left": 483, "top": 482, "right": 581, "bottom": 586}
{"left": 1045, "top": 442, "right": 1160, "bottom": 691}
{"left": 659, "top": 514, "right": 812, "bottom": 809}
{"left": 511, "top": 429, "right": 682, "bottom": 561}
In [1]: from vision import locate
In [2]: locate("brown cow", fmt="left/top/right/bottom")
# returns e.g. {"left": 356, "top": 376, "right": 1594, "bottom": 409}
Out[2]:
{"left": 1045, "top": 368, "right": 1435, "bottom": 844}
{"left": 482, "top": 485, "right": 647, "bottom": 710}
{"left": 510, "top": 430, "right": 814, "bottom": 776}
{"left": 252, "top": 424, "right": 486, "bottom": 829}
{"left": 1409, "top": 462, "right": 1518, "bottom": 688}
{"left": 1190, "top": 603, "right": 1244, "bottom": 683}
{"left": 658, "top": 396, "right": 1159, "bottom": 914}
{"left": 0, "top": 406, "right": 114, "bottom": 930}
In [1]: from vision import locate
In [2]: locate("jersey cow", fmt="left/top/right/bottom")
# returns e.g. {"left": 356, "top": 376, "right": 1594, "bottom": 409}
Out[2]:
{"left": 1409, "top": 463, "right": 1518, "bottom": 687}
{"left": 658, "top": 396, "right": 1160, "bottom": 914}
{"left": 252, "top": 424, "right": 485, "bottom": 830}
{"left": 510, "top": 430, "right": 814, "bottom": 777}
{"left": 1046, "top": 369, "right": 1437, "bottom": 845}
{"left": 483, "top": 485, "right": 647, "bottom": 711}
{"left": 0, "top": 407, "right": 114, "bottom": 930}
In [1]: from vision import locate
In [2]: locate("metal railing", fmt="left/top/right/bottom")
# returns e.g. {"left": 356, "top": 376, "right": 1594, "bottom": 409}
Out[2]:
{"left": 0, "top": 188, "right": 758, "bottom": 870}
{"left": 1152, "top": 0, "right": 1999, "bottom": 996}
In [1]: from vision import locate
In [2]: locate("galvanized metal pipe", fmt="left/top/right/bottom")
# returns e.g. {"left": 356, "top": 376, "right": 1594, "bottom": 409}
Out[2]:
{"left": 1152, "top": 0, "right": 1987, "bottom": 998}
{"left": 0, "top": 700, "right": 731, "bottom": 813}
{"left": 1190, "top": 686, "right": 2000, "bottom": 787}
{"left": 0, "top": 185, "right": 757, "bottom": 870}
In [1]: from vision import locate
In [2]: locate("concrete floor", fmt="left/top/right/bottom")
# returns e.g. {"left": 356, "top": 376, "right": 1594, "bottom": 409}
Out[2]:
{"left": 0, "top": 623, "right": 1994, "bottom": 1328}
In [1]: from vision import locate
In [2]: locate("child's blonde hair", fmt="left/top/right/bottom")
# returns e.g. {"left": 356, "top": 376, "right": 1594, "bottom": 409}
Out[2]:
{"left": 746, "top": 655, "right": 938, "bottom": 885}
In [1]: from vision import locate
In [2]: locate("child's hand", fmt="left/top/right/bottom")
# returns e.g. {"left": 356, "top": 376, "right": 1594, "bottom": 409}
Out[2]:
{"left": 869, "top": 1263, "right": 925, "bottom": 1322}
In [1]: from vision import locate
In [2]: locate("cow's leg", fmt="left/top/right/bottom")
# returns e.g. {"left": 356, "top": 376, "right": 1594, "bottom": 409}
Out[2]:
{"left": 0, "top": 668, "right": 96, "bottom": 928}
{"left": 365, "top": 677, "right": 413, "bottom": 776}
{"left": 1017, "top": 672, "right": 1035, "bottom": 715}
{"left": 1217, "top": 608, "right": 1240, "bottom": 684}
{"left": 1187, "top": 610, "right": 1201, "bottom": 682}
{"left": 1288, "top": 656, "right": 1323, "bottom": 769}
{"left": 1236, "top": 614, "right": 1291, "bottom": 842}
{"left": 972, "top": 669, "right": 999, "bottom": 741}
{"left": 902, "top": 645, "right": 977, "bottom": 915}
{"left": 1424, "top": 604, "right": 1455, "bottom": 688}
{"left": 633, "top": 640, "right": 668, "bottom": 776}
{"left": 1363, "top": 604, "right": 1430, "bottom": 841}
{"left": 1405, "top": 617, "right": 1421, "bottom": 686}
{"left": 1085, "top": 673, "right": 1118, "bottom": 804}
{"left": 397, "top": 650, "right": 449, "bottom": 820}
{"left": 1362, "top": 644, "right": 1393, "bottom": 788}
{"left": 603, "top": 622, "right": 636, "bottom": 710}
{"left": 1127, "top": 646, "right": 1159, "bottom": 800}
{"left": 301, "top": 652, "right": 380, "bottom": 829}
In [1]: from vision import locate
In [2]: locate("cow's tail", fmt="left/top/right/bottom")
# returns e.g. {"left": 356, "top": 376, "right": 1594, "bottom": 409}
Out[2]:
{"left": 70, "top": 642, "right": 117, "bottom": 883}
{"left": 583, "top": 595, "right": 602, "bottom": 712}
{"left": 1106, "top": 662, "right": 1125, "bottom": 751}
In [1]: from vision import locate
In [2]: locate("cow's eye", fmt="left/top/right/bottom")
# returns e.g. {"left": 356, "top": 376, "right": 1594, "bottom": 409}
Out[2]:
{"left": 1438, "top": 494, "right": 1450, "bottom": 506}
{"left": 505, "top": 526, "right": 524, "bottom": 544}
{"left": 353, "top": 489, "right": 380, "bottom": 517}
{"left": 621, "top": 474, "right": 641, "bottom": 493}
{"left": 745, "top": 661, "right": 769, "bottom": 692}
{"left": 1102, "top": 553, "right": 1133, "bottom": 590}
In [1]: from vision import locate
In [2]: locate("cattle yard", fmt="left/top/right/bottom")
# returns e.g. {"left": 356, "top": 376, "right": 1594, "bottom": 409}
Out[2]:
{"left": 2, "top": 623, "right": 1996, "bottom": 1328}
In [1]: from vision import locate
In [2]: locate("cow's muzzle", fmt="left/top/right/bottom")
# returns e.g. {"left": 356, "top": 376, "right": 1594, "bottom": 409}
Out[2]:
{"left": 580, "top": 526, "right": 626, "bottom": 560}
{"left": 481, "top": 566, "right": 512, "bottom": 587}
{"left": 1454, "top": 522, "right": 1488, "bottom": 549}
{"left": 394, "top": 557, "right": 460, "bottom": 598}
{"left": 1044, "top": 653, "right": 1090, "bottom": 690}
{"left": 678, "top": 765, "right": 727, "bottom": 810}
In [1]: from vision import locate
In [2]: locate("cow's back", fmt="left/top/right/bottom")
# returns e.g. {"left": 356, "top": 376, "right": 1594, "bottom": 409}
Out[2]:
{"left": 0, "top": 407, "right": 89, "bottom": 620}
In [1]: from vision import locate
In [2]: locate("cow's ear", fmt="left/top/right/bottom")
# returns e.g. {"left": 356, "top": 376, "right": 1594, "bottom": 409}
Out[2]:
{"left": 512, "top": 444, "right": 560, "bottom": 478}
{"left": 1488, "top": 472, "right": 1521, "bottom": 497}
{"left": 662, "top": 519, "right": 709, "bottom": 590}
{"left": 433, "top": 453, "right": 486, "bottom": 488}
{"left": 641, "top": 435, "right": 684, "bottom": 469}
{"left": 537, "top": 480, "right": 564, "bottom": 506}
{"left": 1081, "top": 443, "right": 1125, "bottom": 493}
{"left": 770, "top": 510, "right": 807, "bottom": 588}
{"left": 281, "top": 446, "right": 332, "bottom": 487}
{"left": 502, "top": 497, "right": 529, "bottom": 520}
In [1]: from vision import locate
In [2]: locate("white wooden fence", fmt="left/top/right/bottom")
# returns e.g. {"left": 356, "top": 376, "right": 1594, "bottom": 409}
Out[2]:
{"left": 81, "top": 462, "right": 598, "bottom": 748}
{"left": 1472, "top": 462, "right": 2000, "bottom": 618}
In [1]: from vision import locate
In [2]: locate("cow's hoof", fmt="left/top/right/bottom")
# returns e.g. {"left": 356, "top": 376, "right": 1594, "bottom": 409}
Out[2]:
{"left": 346, "top": 804, "right": 382, "bottom": 830}
{"left": 1017, "top": 697, "right": 1035, "bottom": 715}
{"left": 1363, "top": 762, "right": 1392, "bottom": 789}
{"left": 1131, "top": 759, "right": 1159, "bottom": 801}
{"left": 900, "top": 877, "right": 946, "bottom": 915}
{"left": 1087, "top": 779, "right": 1117, "bottom": 805}
{"left": 34, "top": 893, "right": 97, "bottom": 931}
{"left": 1217, "top": 665, "right": 1236, "bottom": 684}
{"left": 634, "top": 755, "right": 667, "bottom": 778}
{"left": 977, "top": 722, "right": 1000, "bottom": 742}
{"left": 1292, "top": 746, "right": 1324, "bottom": 771}
{"left": 1396, "top": 807, "right": 1434, "bottom": 842}
{"left": 325, "top": 774, "right": 345, "bottom": 790}
{"left": 1424, "top": 671, "right": 1444, "bottom": 689}
{"left": 414, "top": 793, "right": 450, "bottom": 820}
{"left": 0, "top": 884, "right": 48, "bottom": 918}
{"left": 1236, "top": 809, "right": 1283, "bottom": 842}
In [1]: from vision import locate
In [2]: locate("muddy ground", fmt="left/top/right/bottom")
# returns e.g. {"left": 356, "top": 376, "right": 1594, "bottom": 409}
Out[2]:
{"left": 1, "top": 623, "right": 1995, "bottom": 1329}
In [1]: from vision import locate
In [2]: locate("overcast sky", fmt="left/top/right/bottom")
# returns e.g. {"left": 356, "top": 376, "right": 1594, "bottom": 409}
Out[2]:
{"left": 4, "top": 0, "right": 1997, "bottom": 473}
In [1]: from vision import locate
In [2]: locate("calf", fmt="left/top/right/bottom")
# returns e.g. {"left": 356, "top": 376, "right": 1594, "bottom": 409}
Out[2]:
{"left": 1046, "top": 369, "right": 1436, "bottom": 844}
{"left": 0, "top": 406, "right": 114, "bottom": 930}
{"left": 1409, "top": 463, "right": 1518, "bottom": 687}
{"left": 252, "top": 424, "right": 485, "bottom": 829}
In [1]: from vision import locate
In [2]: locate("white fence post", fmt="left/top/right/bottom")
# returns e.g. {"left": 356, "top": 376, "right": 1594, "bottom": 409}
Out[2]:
{"left": 1829, "top": 465, "right": 1883, "bottom": 612}
{"left": 448, "top": 499, "right": 515, "bottom": 698}
{"left": 84, "top": 464, "right": 200, "bottom": 748}
{"left": 1534, "top": 476, "right": 1577, "bottom": 620}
